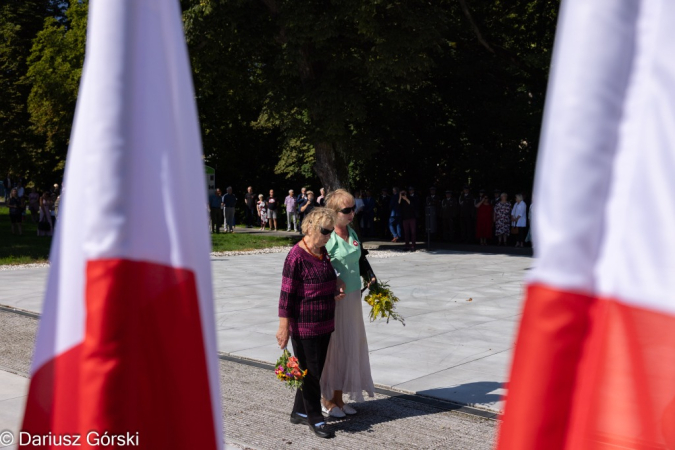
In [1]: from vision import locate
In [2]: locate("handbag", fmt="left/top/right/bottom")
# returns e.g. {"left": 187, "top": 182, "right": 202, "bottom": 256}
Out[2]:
{"left": 511, "top": 226, "right": 519, "bottom": 235}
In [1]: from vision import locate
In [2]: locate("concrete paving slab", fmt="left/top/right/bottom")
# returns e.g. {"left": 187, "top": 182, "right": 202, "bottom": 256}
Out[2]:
{"left": 0, "top": 370, "right": 28, "bottom": 450}
{"left": 0, "top": 248, "right": 532, "bottom": 412}
{"left": 0, "top": 371, "right": 28, "bottom": 402}
{"left": 216, "top": 328, "right": 272, "bottom": 353}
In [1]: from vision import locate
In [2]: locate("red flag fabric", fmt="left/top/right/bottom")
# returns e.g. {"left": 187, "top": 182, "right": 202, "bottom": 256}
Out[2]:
{"left": 497, "top": 1, "right": 675, "bottom": 449}
{"left": 19, "top": 1, "right": 222, "bottom": 449}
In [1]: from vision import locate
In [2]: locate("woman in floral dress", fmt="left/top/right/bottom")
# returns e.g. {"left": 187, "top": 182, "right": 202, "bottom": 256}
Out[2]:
{"left": 493, "top": 193, "right": 511, "bottom": 245}
{"left": 257, "top": 194, "right": 268, "bottom": 231}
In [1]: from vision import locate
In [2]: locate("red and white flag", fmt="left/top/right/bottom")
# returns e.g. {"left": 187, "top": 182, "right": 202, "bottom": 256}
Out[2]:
{"left": 20, "top": 1, "right": 222, "bottom": 448}
{"left": 497, "top": 1, "right": 675, "bottom": 449}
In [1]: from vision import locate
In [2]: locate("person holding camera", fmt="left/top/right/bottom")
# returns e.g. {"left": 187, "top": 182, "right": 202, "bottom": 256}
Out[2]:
{"left": 399, "top": 189, "right": 417, "bottom": 251}
{"left": 388, "top": 187, "right": 402, "bottom": 242}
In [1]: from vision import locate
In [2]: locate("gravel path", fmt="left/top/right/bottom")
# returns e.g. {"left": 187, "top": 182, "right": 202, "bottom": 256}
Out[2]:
{"left": 0, "top": 311, "right": 36, "bottom": 376}
{"left": 0, "top": 303, "right": 497, "bottom": 449}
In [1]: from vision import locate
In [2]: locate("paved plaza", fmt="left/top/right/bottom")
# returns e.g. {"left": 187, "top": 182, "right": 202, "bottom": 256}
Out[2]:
{"left": 0, "top": 310, "right": 498, "bottom": 449}
{"left": 0, "top": 246, "right": 531, "bottom": 417}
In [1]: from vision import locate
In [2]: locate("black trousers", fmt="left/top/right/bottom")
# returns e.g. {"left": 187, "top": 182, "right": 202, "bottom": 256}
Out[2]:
{"left": 460, "top": 213, "right": 473, "bottom": 242}
{"left": 245, "top": 207, "right": 255, "bottom": 226}
{"left": 291, "top": 333, "right": 331, "bottom": 425}
{"left": 210, "top": 209, "right": 223, "bottom": 232}
{"left": 442, "top": 215, "right": 453, "bottom": 241}
{"left": 517, "top": 226, "right": 527, "bottom": 243}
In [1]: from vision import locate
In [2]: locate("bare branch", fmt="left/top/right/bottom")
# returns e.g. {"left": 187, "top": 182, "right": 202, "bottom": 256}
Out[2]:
{"left": 457, "top": 0, "right": 495, "bottom": 54}
{"left": 457, "top": 0, "right": 544, "bottom": 79}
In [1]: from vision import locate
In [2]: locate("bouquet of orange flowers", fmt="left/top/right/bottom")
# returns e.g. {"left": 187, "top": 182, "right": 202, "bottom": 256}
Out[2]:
{"left": 274, "top": 348, "right": 307, "bottom": 389}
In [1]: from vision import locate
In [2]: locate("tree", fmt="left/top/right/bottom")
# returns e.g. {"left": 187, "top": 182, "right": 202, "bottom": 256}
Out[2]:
{"left": 183, "top": 0, "right": 449, "bottom": 191}
{"left": 0, "top": 0, "right": 61, "bottom": 182}
{"left": 351, "top": 0, "right": 559, "bottom": 194}
{"left": 183, "top": 0, "right": 559, "bottom": 195}
{"left": 24, "top": 0, "right": 87, "bottom": 186}
{"left": 3, "top": 0, "right": 560, "bottom": 195}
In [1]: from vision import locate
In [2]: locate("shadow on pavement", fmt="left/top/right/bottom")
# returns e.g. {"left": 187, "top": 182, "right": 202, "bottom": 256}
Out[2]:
{"left": 417, "top": 381, "right": 504, "bottom": 407}
{"left": 363, "top": 239, "right": 533, "bottom": 257}
{"left": 328, "top": 381, "right": 502, "bottom": 433}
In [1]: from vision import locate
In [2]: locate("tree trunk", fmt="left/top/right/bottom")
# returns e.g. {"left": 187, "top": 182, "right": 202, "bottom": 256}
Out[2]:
{"left": 313, "top": 142, "right": 347, "bottom": 192}
{"left": 262, "top": 0, "right": 348, "bottom": 192}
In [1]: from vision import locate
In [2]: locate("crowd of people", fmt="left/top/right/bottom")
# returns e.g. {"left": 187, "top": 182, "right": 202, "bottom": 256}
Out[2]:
{"left": 207, "top": 184, "right": 532, "bottom": 248}
{"left": 207, "top": 186, "right": 327, "bottom": 234}
{"left": 376, "top": 186, "right": 533, "bottom": 248}
{"left": 6, "top": 175, "right": 530, "bottom": 247}
{"left": 4, "top": 173, "right": 61, "bottom": 237}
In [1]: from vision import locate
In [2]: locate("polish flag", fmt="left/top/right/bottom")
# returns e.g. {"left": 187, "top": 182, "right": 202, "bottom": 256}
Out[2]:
{"left": 497, "top": 1, "right": 675, "bottom": 449}
{"left": 20, "top": 1, "right": 222, "bottom": 449}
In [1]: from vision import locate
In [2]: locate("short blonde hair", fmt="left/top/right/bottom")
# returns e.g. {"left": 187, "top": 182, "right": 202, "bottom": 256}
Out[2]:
{"left": 258, "top": 194, "right": 264, "bottom": 199}
{"left": 325, "top": 188, "right": 354, "bottom": 212}
{"left": 301, "top": 207, "right": 336, "bottom": 235}
{"left": 306, "top": 190, "right": 314, "bottom": 196}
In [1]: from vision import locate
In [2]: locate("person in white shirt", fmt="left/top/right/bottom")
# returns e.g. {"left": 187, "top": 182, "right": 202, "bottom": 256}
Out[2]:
{"left": 511, "top": 194, "right": 527, "bottom": 247}
{"left": 317, "top": 187, "right": 326, "bottom": 206}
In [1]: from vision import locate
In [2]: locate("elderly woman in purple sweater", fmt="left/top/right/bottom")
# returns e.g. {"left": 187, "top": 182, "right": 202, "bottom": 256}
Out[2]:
{"left": 277, "top": 207, "right": 345, "bottom": 439}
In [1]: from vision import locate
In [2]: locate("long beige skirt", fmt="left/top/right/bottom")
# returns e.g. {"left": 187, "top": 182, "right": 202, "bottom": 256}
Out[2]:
{"left": 320, "top": 290, "right": 375, "bottom": 402}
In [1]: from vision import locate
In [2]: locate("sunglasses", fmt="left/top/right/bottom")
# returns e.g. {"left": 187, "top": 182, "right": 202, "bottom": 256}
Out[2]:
{"left": 319, "top": 226, "right": 334, "bottom": 236}
{"left": 339, "top": 205, "right": 356, "bottom": 214}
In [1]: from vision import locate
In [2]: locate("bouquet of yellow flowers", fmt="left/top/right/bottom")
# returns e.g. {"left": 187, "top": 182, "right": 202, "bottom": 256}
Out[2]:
{"left": 274, "top": 348, "right": 307, "bottom": 389}
{"left": 362, "top": 278, "right": 405, "bottom": 325}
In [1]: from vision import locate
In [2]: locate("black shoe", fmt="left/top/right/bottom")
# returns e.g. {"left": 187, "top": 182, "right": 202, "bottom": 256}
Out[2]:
{"left": 309, "top": 423, "right": 335, "bottom": 439}
{"left": 290, "top": 413, "right": 309, "bottom": 425}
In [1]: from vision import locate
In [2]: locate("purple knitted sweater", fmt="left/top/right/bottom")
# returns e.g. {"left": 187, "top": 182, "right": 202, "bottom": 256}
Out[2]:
{"left": 278, "top": 244, "right": 337, "bottom": 338}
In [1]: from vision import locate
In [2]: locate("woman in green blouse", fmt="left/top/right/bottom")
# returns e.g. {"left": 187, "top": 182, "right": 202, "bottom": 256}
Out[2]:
{"left": 320, "top": 189, "right": 375, "bottom": 417}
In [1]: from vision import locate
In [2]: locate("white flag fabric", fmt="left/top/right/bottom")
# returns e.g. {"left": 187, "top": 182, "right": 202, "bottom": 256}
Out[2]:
{"left": 498, "top": 1, "right": 675, "bottom": 449}
{"left": 21, "top": 1, "right": 223, "bottom": 448}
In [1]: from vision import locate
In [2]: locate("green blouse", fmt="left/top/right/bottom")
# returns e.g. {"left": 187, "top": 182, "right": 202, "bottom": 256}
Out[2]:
{"left": 326, "top": 226, "right": 362, "bottom": 293}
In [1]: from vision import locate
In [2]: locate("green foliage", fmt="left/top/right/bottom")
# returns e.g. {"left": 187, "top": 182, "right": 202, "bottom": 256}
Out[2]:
{"left": 24, "top": 0, "right": 87, "bottom": 186}
{"left": 184, "top": 0, "right": 559, "bottom": 194}
{"left": 0, "top": 0, "right": 61, "bottom": 183}
{"left": 2, "top": 0, "right": 560, "bottom": 197}
{"left": 182, "top": 0, "right": 306, "bottom": 192}
{"left": 183, "top": 0, "right": 450, "bottom": 190}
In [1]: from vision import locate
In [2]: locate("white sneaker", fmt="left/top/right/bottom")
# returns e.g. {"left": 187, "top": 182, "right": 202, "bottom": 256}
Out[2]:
{"left": 341, "top": 404, "right": 357, "bottom": 415}
{"left": 321, "top": 404, "right": 346, "bottom": 418}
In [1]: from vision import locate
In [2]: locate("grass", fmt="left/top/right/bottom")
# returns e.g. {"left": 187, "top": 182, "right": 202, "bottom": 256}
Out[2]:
{"left": 0, "top": 206, "right": 52, "bottom": 265}
{"left": 0, "top": 206, "right": 296, "bottom": 265}
{"left": 211, "top": 231, "right": 297, "bottom": 252}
